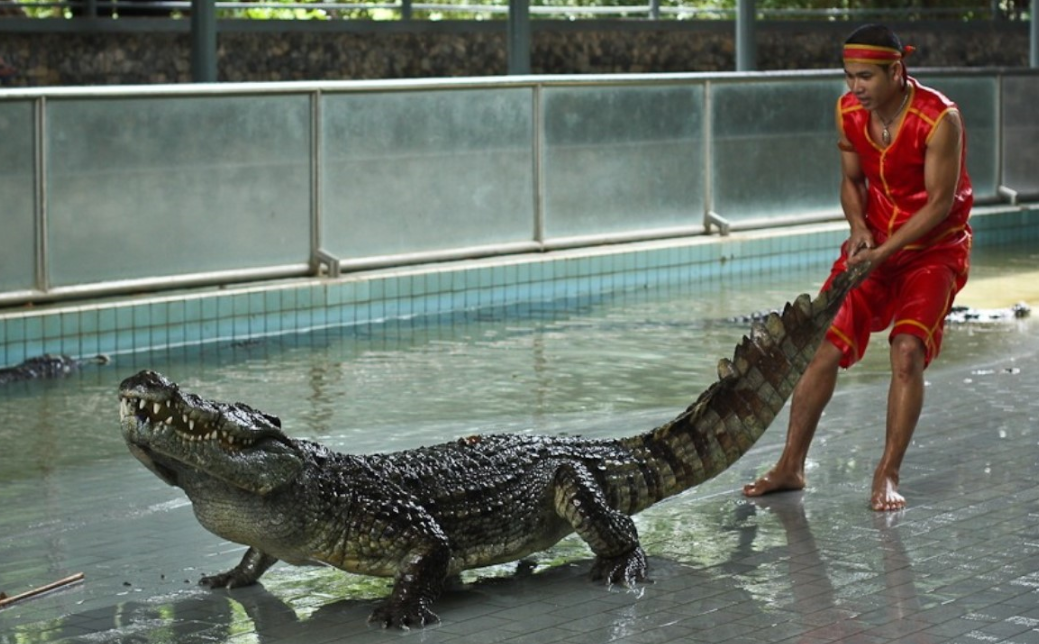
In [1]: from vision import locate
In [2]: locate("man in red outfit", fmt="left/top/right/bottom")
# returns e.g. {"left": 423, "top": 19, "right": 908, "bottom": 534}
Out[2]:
{"left": 744, "top": 24, "right": 973, "bottom": 511}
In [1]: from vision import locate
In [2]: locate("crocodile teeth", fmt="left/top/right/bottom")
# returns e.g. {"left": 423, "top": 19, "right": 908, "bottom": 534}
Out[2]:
{"left": 153, "top": 403, "right": 162, "bottom": 415}
{"left": 139, "top": 399, "right": 146, "bottom": 410}
{"left": 164, "top": 417, "right": 173, "bottom": 425}
{"left": 188, "top": 420, "right": 195, "bottom": 431}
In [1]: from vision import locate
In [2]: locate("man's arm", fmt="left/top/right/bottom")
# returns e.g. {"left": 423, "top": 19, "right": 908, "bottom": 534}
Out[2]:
{"left": 849, "top": 110, "right": 964, "bottom": 266}
{"left": 837, "top": 112, "right": 873, "bottom": 258}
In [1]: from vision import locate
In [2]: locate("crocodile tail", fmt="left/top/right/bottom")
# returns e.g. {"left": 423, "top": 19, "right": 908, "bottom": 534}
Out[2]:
{"left": 620, "top": 262, "right": 869, "bottom": 508}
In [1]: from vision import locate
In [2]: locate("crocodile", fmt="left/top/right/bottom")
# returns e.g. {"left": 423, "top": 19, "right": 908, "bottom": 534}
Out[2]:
{"left": 119, "top": 262, "right": 868, "bottom": 629}
{"left": 0, "top": 353, "right": 110, "bottom": 385}
{"left": 945, "top": 302, "right": 1031, "bottom": 324}
{"left": 729, "top": 302, "right": 1031, "bottom": 326}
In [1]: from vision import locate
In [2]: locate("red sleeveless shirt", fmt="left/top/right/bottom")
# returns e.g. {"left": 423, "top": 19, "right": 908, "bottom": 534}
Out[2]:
{"left": 838, "top": 77, "right": 973, "bottom": 250}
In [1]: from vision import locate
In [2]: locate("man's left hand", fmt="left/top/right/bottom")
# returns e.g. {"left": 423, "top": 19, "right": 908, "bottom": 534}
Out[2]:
{"left": 847, "top": 243, "right": 881, "bottom": 268}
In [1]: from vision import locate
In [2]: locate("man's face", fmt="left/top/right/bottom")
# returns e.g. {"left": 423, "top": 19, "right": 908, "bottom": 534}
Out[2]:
{"left": 844, "top": 61, "right": 899, "bottom": 112}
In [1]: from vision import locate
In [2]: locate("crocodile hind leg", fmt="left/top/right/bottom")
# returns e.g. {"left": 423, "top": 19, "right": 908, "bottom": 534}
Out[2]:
{"left": 368, "top": 539, "right": 452, "bottom": 629}
{"left": 553, "top": 463, "right": 648, "bottom": 587}
{"left": 199, "top": 547, "right": 279, "bottom": 588}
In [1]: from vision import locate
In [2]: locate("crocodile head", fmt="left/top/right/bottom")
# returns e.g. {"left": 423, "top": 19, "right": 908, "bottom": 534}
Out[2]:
{"left": 119, "top": 370, "right": 304, "bottom": 496}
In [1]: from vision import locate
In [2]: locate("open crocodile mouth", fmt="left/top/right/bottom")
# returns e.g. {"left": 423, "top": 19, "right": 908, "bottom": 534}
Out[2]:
{"left": 119, "top": 394, "right": 263, "bottom": 450}
{"left": 118, "top": 370, "right": 290, "bottom": 454}
{"left": 119, "top": 370, "right": 304, "bottom": 495}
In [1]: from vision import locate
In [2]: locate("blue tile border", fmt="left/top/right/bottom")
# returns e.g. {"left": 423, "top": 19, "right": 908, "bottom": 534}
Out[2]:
{"left": 0, "top": 206, "right": 1036, "bottom": 366}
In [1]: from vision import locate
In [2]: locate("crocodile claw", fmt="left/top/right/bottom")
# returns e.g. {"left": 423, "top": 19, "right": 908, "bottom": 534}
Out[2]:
{"left": 368, "top": 600, "right": 441, "bottom": 630}
{"left": 590, "top": 546, "right": 649, "bottom": 587}
{"left": 199, "top": 570, "right": 256, "bottom": 589}
{"left": 197, "top": 548, "right": 277, "bottom": 590}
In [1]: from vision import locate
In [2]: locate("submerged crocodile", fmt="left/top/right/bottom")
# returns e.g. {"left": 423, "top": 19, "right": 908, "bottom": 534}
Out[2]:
{"left": 119, "top": 263, "right": 868, "bottom": 629}
{"left": 730, "top": 302, "right": 1031, "bottom": 326}
{"left": 0, "top": 353, "right": 110, "bottom": 385}
{"left": 945, "top": 302, "right": 1031, "bottom": 324}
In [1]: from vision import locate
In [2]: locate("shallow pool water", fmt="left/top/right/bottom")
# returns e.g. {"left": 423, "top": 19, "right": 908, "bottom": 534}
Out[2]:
{"left": 2, "top": 240, "right": 1039, "bottom": 643}
{"left": 0, "top": 242, "right": 1035, "bottom": 487}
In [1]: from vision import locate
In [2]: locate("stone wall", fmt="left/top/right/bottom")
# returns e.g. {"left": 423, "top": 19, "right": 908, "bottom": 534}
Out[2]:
{"left": 0, "top": 20, "right": 1032, "bottom": 87}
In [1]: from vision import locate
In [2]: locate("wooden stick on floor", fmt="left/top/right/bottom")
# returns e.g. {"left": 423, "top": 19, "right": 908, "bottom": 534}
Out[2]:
{"left": 0, "top": 573, "right": 85, "bottom": 609}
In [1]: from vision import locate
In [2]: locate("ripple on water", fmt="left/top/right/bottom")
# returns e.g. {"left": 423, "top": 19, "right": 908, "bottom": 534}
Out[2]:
{"left": 2, "top": 247, "right": 1037, "bottom": 483}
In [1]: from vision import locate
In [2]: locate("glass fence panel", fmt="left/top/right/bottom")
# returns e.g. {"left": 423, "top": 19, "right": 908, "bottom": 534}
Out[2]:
{"left": 710, "top": 79, "right": 847, "bottom": 222}
{"left": 0, "top": 100, "right": 36, "bottom": 293}
{"left": 45, "top": 94, "right": 312, "bottom": 288}
{"left": 541, "top": 83, "right": 704, "bottom": 239}
{"left": 0, "top": 70, "right": 1029, "bottom": 305}
{"left": 917, "top": 75, "right": 998, "bottom": 200}
{"left": 711, "top": 78, "right": 846, "bottom": 223}
{"left": 1002, "top": 75, "right": 1039, "bottom": 198}
{"left": 321, "top": 88, "right": 534, "bottom": 259}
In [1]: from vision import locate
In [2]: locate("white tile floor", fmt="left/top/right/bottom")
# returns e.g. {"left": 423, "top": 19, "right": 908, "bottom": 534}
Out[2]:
{"left": 2, "top": 320, "right": 1039, "bottom": 644}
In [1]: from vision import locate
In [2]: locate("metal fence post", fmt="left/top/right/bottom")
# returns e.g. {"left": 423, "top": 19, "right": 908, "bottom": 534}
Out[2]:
{"left": 1032, "top": 0, "right": 1038, "bottom": 68}
{"left": 736, "top": 0, "right": 756, "bottom": 72}
{"left": 34, "top": 97, "right": 49, "bottom": 295}
{"left": 508, "top": 0, "right": 531, "bottom": 75}
{"left": 191, "top": 0, "right": 217, "bottom": 82}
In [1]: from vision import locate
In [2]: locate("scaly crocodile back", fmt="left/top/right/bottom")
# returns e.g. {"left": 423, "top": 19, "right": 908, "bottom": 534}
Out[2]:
{"left": 617, "top": 262, "right": 869, "bottom": 509}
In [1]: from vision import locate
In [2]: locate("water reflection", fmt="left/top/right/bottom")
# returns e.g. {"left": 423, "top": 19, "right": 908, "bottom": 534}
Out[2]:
{"left": 0, "top": 558, "right": 655, "bottom": 642}
{"left": 3, "top": 243, "right": 1037, "bottom": 642}
{"left": 870, "top": 512, "right": 923, "bottom": 622}
{"left": 2, "top": 586, "right": 373, "bottom": 643}
{"left": 742, "top": 495, "right": 936, "bottom": 644}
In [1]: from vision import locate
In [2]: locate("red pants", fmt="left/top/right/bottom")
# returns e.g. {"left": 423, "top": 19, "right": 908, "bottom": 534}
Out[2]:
{"left": 822, "top": 232, "right": 971, "bottom": 368}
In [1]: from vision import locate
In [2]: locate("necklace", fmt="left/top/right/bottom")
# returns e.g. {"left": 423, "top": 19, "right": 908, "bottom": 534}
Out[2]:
{"left": 879, "top": 90, "right": 910, "bottom": 145}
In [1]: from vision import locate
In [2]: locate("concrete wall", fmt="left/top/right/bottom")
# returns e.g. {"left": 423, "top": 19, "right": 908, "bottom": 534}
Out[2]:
{"left": 0, "top": 20, "right": 1032, "bottom": 86}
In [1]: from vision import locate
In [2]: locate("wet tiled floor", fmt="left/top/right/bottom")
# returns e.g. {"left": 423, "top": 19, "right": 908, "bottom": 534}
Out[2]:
{"left": 2, "top": 318, "right": 1039, "bottom": 643}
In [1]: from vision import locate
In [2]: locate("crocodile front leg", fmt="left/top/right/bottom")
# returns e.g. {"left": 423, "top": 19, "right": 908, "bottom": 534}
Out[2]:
{"left": 554, "top": 463, "right": 648, "bottom": 587}
{"left": 199, "top": 547, "right": 279, "bottom": 588}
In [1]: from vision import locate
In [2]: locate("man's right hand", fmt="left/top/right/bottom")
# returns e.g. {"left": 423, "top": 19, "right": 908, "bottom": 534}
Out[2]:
{"left": 848, "top": 229, "right": 875, "bottom": 258}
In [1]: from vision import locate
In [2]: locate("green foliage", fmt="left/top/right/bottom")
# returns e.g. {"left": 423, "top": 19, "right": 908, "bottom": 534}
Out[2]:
{"left": 8, "top": 0, "right": 1025, "bottom": 22}
{"left": 217, "top": 4, "right": 331, "bottom": 19}
{"left": 15, "top": 0, "right": 68, "bottom": 18}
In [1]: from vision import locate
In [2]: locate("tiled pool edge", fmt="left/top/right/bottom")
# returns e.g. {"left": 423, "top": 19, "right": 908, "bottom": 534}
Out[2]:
{"left": 1, "top": 206, "right": 1036, "bottom": 366}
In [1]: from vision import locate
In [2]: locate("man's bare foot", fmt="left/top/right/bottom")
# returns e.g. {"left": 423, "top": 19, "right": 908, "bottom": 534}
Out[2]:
{"left": 743, "top": 469, "right": 805, "bottom": 497}
{"left": 871, "top": 474, "right": 906, "bottom": 511}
